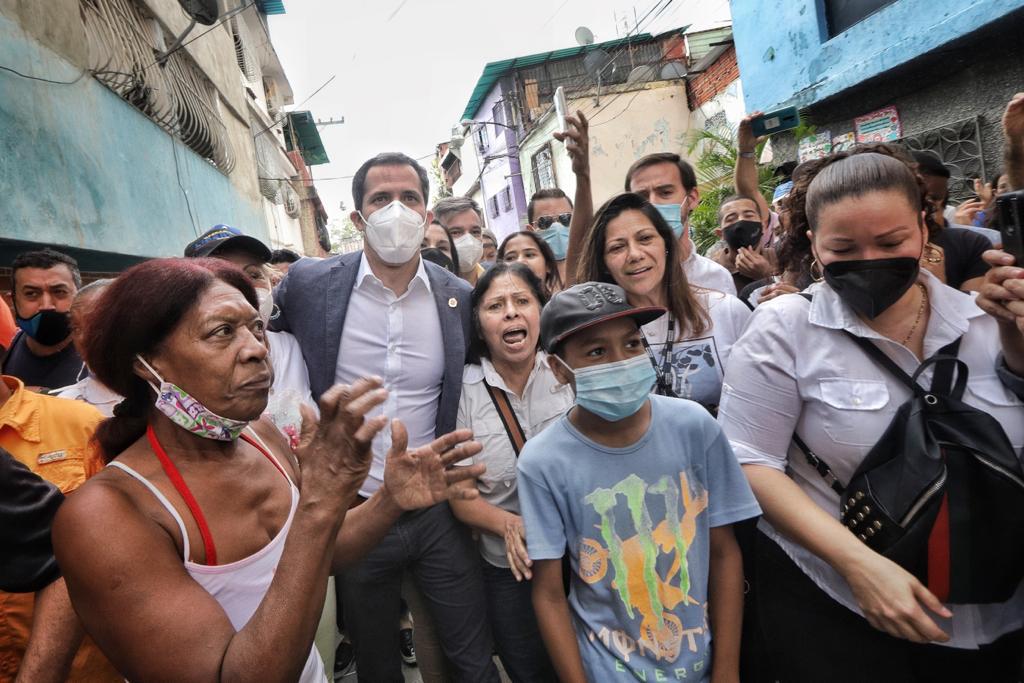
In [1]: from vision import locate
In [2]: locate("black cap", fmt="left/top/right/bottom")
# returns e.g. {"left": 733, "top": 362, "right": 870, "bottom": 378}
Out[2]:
{"left": 184, "top": 225, "right": 273, "bottom": 261}
{"left": 911, "top": 151, "right": 950, "bottom": 179}
{"left": 540, "top": 282, "right": 665, "bottom": 353}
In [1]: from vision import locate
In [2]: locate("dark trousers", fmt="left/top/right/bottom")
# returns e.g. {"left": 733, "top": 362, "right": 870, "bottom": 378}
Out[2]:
{"left": 751, "top": 531, "right": 1024, "bottom": 683}
{"left": 480, "top": 561, "right": 557, "bottom": 683}
{"left": 339, "top": 502, "right": 499, "bottom": 683}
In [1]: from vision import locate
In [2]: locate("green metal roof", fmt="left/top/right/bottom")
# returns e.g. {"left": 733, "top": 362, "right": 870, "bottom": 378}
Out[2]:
{"left": 284, "top": 111, "right": 329, "bottom": 166}
{"left": 257, "top": 0, "right": 286, "bottom": 15}
{"left": 460, "top": 33, "right": 657, "bottom": 121}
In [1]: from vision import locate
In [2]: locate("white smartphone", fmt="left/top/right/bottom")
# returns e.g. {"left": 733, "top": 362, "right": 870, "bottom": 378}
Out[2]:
{"left": 554, "top": 86, "right": 568, "bottom": 134}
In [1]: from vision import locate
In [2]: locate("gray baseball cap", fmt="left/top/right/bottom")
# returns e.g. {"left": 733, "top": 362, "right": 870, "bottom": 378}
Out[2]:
{"left": 540, "top": 282, "right": 665, "bottom": 353}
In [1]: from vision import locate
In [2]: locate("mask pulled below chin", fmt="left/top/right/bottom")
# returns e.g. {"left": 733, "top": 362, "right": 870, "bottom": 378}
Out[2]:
{"left": 823, "top": 256, "right": 921, "bottom": 319}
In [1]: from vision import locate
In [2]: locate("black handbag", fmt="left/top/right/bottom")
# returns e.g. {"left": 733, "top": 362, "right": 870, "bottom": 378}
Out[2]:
{"left": 795, "top": 333, "right": 1024, "bottom": 604}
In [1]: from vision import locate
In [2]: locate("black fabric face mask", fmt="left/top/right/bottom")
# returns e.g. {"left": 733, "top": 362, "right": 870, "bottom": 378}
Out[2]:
{"left": 420, "top": 247, "right": 455, "bottom": 274}
{"left": 823, "top": 257, "right": 920, "bottom": 319}
{"left": 723, "top": 220, "right": 763, "bottom": 250}
{"left": 15, "top": 309, "right": 72, "bottom": 346}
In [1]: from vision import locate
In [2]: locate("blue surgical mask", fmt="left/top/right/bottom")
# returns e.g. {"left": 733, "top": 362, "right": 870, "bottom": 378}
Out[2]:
{"left": 653, "top": 200, "right": 692, "bottom": 241}
{"left": 556, "top": 354, "right": 655, "bottom": 422}
{"left": 537, "top": 223, "right": 570, "bottom": 260}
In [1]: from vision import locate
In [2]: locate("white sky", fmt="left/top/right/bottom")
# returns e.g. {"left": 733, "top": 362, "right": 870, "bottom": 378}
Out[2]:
{"left": 267, "top": 0, "right": 731, "bottom": 219}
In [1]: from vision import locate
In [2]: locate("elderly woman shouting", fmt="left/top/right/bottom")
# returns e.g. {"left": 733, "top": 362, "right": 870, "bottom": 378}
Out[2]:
{"left": 51, "top": 258, "right": 483, "bottom": 683}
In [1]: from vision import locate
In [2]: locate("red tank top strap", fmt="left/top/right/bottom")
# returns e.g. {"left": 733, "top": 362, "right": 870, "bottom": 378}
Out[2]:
{"left": 240, "top": 432, "right": 289, "bottom": 480}
{"left": 146, "top": 425, "right": 219, "bottom": 566}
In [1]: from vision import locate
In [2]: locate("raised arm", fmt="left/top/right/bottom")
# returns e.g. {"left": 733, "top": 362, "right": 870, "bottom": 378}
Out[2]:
{"left": 735, "top": 112, "right": 771, "bottom": 223}
{"left": 1003, "top": 93, "right": 1024, "bottom": 191}
{"left": 555, "top": 110, "right": 593, "bottom": 286}
{"left": 53, "top": 379, "right": 390, "bottom": 682}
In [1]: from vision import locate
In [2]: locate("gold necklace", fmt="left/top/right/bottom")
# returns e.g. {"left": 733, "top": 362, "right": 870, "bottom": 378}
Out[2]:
{"left": 900, "top": 283, "right": 928, "bottom": 346}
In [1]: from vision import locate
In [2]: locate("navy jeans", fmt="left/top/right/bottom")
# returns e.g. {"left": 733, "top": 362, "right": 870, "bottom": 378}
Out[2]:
{"left": 339, "top": 502, "right": 499, "bottom": 683}
{"left": 480, "top": 561, "right": 557, "bottom": 683}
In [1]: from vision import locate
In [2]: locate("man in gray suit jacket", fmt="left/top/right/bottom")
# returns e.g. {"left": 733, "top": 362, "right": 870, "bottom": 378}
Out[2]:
{"left": 274, "top": 153, "right": 499, "bottom": 683}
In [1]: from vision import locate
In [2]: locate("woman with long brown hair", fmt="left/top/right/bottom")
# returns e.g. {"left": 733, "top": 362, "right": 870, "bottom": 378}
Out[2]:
{"left": 574, "top": 192, "right": 751, "bottom": 412}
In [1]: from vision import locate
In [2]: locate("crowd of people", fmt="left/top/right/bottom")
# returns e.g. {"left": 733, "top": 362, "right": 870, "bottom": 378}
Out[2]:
{"left": 2, "top": 91, "right": 1024, "bottom": 683}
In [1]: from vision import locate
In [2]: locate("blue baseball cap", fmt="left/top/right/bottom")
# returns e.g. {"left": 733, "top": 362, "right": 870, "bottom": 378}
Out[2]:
{"left": 184, "top": 225, "right": 272, "bottom": 261}
{"left": 772, "top": 181, "right": 794, "bottom": 203}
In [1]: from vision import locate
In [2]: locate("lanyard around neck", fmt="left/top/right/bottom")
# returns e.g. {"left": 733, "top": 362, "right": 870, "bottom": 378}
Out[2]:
{"left": 639, "top": 314, "right": 675, "bottom": 396}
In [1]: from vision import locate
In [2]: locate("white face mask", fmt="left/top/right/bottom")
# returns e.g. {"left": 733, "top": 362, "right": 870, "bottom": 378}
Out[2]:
{"left": 453, "top": 233, "right": 483, "bottom": 273}
{"left": 359, "top": 200, "right": 426, "bottom": 264}
{"left": 256, "top": 288, "right": 275, "bottom": 326}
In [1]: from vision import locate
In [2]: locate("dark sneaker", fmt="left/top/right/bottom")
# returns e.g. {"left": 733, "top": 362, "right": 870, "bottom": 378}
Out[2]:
{"left": 333, "top": 639, "right": 355, "bottom": 680}
{"left": 399, "top": 628, "right": 417, "bottom": 666}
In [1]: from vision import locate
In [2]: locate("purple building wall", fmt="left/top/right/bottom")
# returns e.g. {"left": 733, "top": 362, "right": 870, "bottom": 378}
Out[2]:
{"left": 470, "top": 77, "right": 528, "bottom": 242}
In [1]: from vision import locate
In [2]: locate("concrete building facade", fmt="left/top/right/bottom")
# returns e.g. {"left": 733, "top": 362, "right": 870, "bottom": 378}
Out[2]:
{"left": 731, "top": 0, "right": 1024, "bottom": 196}
{"left": 0, "top": 0, "right": 327, "bottom": 273}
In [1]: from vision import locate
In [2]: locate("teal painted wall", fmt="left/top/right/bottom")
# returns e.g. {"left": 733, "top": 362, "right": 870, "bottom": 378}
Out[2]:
{"left": 732, "top": 0, "right": 1024, "bottom": 111}
{"left": 0, "top": 12, "right": 270, "bottom": 266}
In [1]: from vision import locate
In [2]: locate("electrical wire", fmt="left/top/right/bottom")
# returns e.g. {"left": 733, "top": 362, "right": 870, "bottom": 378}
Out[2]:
{"left": 251, "top": 74, "right": 337, "bottom": 139}
{"left": 171, "top": 136, "right": 200, "bottom": 236}
{"left": 0, "top": 64, "right": 87, "bottom": 85}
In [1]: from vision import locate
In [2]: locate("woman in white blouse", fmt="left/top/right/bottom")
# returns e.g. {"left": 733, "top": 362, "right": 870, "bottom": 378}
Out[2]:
{"left": 451, "top": 261, "right": 572, "bottom": 683}
{"left": 574, "top": 192, "right": 751, "bottom": 412}
{"left": 719, "top": 150, "right": 1024, "bottom": 681}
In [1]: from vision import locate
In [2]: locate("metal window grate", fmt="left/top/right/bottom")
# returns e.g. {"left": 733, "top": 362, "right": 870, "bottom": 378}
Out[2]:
{"left": 901, "top": 117, "right": 986, "bottom": 202}
{"left": 81, "top": 0, "right": 236, "bottom": 173}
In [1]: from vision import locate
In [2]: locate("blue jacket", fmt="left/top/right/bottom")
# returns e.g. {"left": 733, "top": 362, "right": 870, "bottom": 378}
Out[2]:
{"left": 273, "top": 251, "right": 472, "bottom": 438}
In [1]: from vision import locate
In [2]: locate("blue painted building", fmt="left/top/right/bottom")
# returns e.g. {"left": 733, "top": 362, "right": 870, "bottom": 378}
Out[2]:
{"left": 0, "top": 0, "right": 326, "bottom": 275}
{"left": 731, "top": 0, "right": 1024, "bottom": 195}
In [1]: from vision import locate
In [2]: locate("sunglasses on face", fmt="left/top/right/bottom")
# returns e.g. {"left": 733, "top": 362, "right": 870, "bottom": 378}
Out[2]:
{"left": 536, "top": 213, "right": 573, "bottom": 230}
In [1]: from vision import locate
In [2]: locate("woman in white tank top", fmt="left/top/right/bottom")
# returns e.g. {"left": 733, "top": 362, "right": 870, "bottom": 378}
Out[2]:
{"left": 50, "top": 258, "right": 484, "bottom": 682}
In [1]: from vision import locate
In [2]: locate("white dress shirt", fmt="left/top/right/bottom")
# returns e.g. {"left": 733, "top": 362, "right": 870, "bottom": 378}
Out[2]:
{"left": 54, "top": 373, "right": 122, "bottom": 417}
{"left": 718, "top": 270, "right": 1024, "bottom": 648}
{"left": 683, "top": 250, "right": 737, "bottom": 296}
{"left": 336, "top": 254, "right": 444, "bottom": 497}
{"left": 456, "top": 351, "right": 574, "bottom": 568}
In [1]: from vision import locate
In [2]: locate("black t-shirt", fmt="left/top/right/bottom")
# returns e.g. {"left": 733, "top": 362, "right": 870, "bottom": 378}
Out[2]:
{"left": 1, "top": 333, "right": 84, "bottom": 390}
{"left": 931, "top": 226, "right": 991, "bottom": 289}
{"left": 0, "top": 448, "right": 64, "bottom": 593}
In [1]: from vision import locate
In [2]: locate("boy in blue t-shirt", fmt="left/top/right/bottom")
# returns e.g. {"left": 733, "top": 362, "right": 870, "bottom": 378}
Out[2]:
{"left": 519, "top": 282, "right": 760, "bottom": 683}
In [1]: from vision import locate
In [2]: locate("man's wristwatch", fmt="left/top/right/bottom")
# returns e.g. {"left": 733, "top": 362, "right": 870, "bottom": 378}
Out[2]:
{"left": 738, "top": 151, "right": 756, "bottom": 159}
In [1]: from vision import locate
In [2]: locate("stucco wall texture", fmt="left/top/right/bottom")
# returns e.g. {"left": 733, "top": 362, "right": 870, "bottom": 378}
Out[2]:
{"left": 0, "top": 2, "right": 271, "bottom": 264}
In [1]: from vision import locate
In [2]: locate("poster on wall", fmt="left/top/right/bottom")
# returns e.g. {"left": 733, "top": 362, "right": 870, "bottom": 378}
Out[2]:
{"left": 831, "top": 131, "right": 857, "bottom": 152}
{"left": 854, "top": 106, "right": 902, "bottom": 143}
{"left": 798, "top": 131, "right": 832, "bottom": 162}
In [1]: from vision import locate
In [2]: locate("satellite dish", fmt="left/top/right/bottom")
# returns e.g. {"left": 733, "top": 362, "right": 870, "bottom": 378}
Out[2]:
{"left": 583, "top": 49, "right": 614, "bottom": 79}
{"left": 660, "top": 61, "right": 688, "bottom": 80}
{"left": 575, "top": 26, "right": 595, "bottom": 46}
{"left": 626, "top": 64, "right": 657, "bottom": 84}
{"left": 177, "top": 0, "right": 219, "bottom": 25}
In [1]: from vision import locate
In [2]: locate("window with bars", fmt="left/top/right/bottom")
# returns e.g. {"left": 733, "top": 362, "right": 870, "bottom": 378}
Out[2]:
{"left": 824, "top": 0, "right": 897, "bottom": 37}
{"left": 80, "top": 0, "right": 236, "bottom": 173}
{"left": 501, "top": 186, "right": 513, "bottom": 212}
{"left": 532, "top": 145, "right": 556, "bottom": 191}
{"left": 489, "top": 195, "right": 500, "bottom": 218}
{"left": 475, "top": 125, "right": 488, "bottom": 152}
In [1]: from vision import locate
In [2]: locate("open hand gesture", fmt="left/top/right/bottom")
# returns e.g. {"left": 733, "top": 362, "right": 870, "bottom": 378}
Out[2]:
{"left": 382, "top": 424, "right": 486, "bottom": 511}
{"left": 554, "top": 110, "right": 590, "bottom": 179}
{"left": 1004, "top": 92, "right": 1024, "bottom": 142}
{"left": 295, "top": 377, "right": 389, "bottom": 501}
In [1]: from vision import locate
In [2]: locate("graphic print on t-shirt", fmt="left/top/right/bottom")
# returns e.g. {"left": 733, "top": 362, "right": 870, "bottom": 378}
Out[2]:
{"left": 579, "top": 470, "right": 710, "bottom": 678}
{"left": 649, "top": 335, "right": 723, "bottom": 407}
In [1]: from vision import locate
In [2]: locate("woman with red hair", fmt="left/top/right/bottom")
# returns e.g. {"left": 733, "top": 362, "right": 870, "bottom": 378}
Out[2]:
{"left": 52, "top": 257, "right": 484, "bottom": 682}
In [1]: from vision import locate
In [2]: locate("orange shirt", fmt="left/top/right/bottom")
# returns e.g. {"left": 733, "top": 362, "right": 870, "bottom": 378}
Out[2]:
{"left": 0, "top": 376, "right": 120, "bottom": 681}
{"left": 0, "top": 301, "right": 15, "bottom": 350}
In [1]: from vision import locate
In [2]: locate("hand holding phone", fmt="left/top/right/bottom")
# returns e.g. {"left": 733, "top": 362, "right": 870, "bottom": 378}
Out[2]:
{"left": 554, "top": 86, "right": 568, "bottom": 135}
{"left": 750, "top": 106, "right": 801, "bottom": 137}
{"left": 997, "top": 189, "right": 1024, "bottom": 263}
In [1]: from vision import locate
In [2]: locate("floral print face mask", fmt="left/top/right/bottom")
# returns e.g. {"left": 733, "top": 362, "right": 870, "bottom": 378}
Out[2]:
{"left": 136, "top": 355, "right": 248, "bottom": 441}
